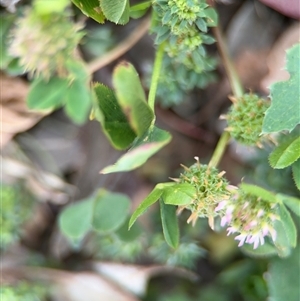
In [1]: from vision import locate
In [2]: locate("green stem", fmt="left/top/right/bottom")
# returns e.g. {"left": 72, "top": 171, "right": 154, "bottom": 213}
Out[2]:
{"left": 208, "top": 131, "right": 230, "bottom": 168}
{"left": 208, "top": 26, "right": 244, "bottom": 168}
{"left": 148, "top": 43, "right": 165, "bottom": 114}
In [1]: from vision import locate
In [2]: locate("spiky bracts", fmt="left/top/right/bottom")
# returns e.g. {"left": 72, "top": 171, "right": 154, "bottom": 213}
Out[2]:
{"left": 176, "top": 158, "right": 234, "bottom": 227}
{"left": 224, "top": 93, "right": 270, "bottom": 146}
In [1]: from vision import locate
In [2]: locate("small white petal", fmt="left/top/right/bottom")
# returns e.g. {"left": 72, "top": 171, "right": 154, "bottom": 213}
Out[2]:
{"left": 257, "top": 209, "right": 265, "bottom": 217}
{"left": 215, "top": 201, "right": 227, "bottom": 212}
{"left": 253, "top": 236, "right": 260, "bottom": 249}
{"left": 221, "top": 216, "right": 228, "bottom": 227}
{"left": 226, "top": 226, "right": 237, "bottom": 235}
{"left": 235, "top": 234, "right": 247, "bottom": 247}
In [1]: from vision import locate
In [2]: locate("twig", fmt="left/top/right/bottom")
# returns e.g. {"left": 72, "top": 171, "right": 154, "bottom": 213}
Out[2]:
{"left": 156, "top": 106, "right": 215, "bottom": 144}
{"left": 87, "top": 17, "right": 151, "bottom": 74}
{"left": 208, "top": 21, "right": 244, "bottom": 168}
{"left": 212, "top": 25, "right": 244, "bottom": 98}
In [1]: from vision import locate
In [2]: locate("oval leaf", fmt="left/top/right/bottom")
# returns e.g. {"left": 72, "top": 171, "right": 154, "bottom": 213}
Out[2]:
{"left": 273, "top": 204, "right": 297, "bottom": 257}
{"left": 128, "top": 184, "right": 166, "bottom": 229}
{"left": 269, "top": 135, "right": 300, "bottom": 169}
{"left": 163, "top": 183, "right": 196, "bottom": 206}
{"left": 65, "top": 79, "right": 92, "bottom": 124}
{"left": 130, "top": 1, "right": 151, "bottom": 19}
{"left": 100, "top": 0, "right": 130, "bottom": 24}
{"left": 93, "top": 83, "right": 136, "bottom": 150}
{"left": 240, "top": 183, "right": 278, "bottom": 203}
{"left": 92, "top": 191, "right": 130, "bottom": 233}
{"left": 277, "top": 194, "right": 300, "bottom": 217}
{"left": 241, "top": 240, "right": 278, "bottom": 258}
{"left": 113, "top": 62, "right": 154, "bottom": 137}
{"left": 71, "top": 0, "right": 105, "bottom": 23}
{"left": 27, "top": 77, "right": 69, "bottom": 110}
{"left": 268, "top": 244, "right": 300, "bottom": 301}
{"left": 292, "top": 158, "right": 300, "bottom": 190}
{"left": 59, "top": 198, "right": 94, "bottom": 242}
{"left": 100, "top": 126, "right": 171, "bottom": 174}
{"left": 160, "top": 199, "right": 179, "bottom": 249}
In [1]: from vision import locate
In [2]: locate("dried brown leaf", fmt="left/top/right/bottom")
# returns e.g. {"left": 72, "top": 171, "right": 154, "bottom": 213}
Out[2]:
{"left": 0, "top": 73, "right": 47, "bottom": 148}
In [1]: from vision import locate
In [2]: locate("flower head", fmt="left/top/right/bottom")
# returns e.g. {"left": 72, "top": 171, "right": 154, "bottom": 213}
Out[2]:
{"left": 9, "top": 8, "right": 84, "bottom": 79}
{"left": 176, "top": 157, "right": 235, "bottom": 227}
{"left": 216, "top": 187, "right": 279, "bottom": 249}
{"left": 223, "top": 93, "right": 270, "bottom": 147}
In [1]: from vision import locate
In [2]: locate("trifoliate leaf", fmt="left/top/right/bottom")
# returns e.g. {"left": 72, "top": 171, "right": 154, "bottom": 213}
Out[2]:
{"left": 262, "top": 43, "right": 300, "bottom": 133}
{"left": 160, "top": 199, "right": 179, "bottom": 248}
{"left": 269, "top": 135, "right": 300, "bottom": 169}
{"left": 93, "top": 83, "right": 136, "bottom": 150}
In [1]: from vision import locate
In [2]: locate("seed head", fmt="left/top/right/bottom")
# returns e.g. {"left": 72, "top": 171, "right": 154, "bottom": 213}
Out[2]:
{"left": 177, "top": 157, "right": 234, "bottom": 226}
{"left": 9, "top": 8, "right": 84, "bottom": 79}
{"left": 224, "top": 93, "right": 270, "bottom": 146}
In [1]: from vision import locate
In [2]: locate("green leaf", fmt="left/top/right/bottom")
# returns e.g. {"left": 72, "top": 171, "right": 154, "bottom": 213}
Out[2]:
{"left": 100, "top": 126, "right": 171, "bottom": 174}
{"left": 262, "top": 43, "right": 300, "bottom": 133}
{"left": 130, "top": 1, "right": 151, "bottom": 19}
{"left": 273, "top": 204, "right": 297, "bottom": 257}
{"left": 163, "top": 183, "right": 196, "bottom": 206}
{"left": 5, "top": 58, "right": 24, "bottom": 76}
{"left": 65, "top": 79, "right": 92, "bottom": 124}
{"left": 277, "top": 194, "right": 300, "bottom": 217}
{"left": 128, "top": 183, "right": 167, "bottom": 229}
{"left": 267, "top": 244, "right": 300, "bottom": 301}
{"left": 0, "top": 14, "right": 15, "bottom": 69}
{"left": 59, "top": 198, "right": 94, "bottom": 242}
{"left": 113, "top": 62, "right": 154, "bottom": 136}
{"left": 160, "top": 199, "right": 179, "bottom": 248}
{"left": 240, "top": 183, "right": 278, "bottom": 203}
{"left": 292, "top": 158, "right": 300, "bottom": 190}
{"left": 27, "top": 77, "right": 69, "bottom": 110}
{"left": 71, "top": 0, "right": 105, "bottom": 23}
{"left": 269, "top": 136, "right": 300, "bottom": 169}
{"left": 93, "top": 83, "right": 136, "bottom": 150}
{"left": 204, "top": 7, "right": 218, "bottom": 27}
{"left": 92, "top": 190, "right": 131, "bottom": 233}
{"left": 66, "top": 60, "right": 90, "bottom": 81}
{"left": 116, "top": 218, "right": 143, "bottom": 242}
{"left": 100, "top": 0, "right": 130, "bottom": 24}
{"left": 241, "top": 240, "right": 278, "bottom": 258}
